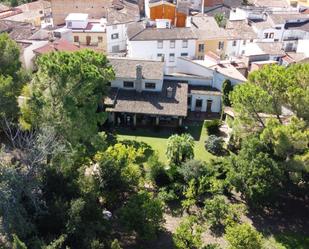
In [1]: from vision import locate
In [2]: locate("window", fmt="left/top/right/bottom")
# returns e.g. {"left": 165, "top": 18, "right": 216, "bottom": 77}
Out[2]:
{"left": 218, "top": 41, "right": 224, "bottom": 50}
{"left": 274, "top": 39, "right": 279, "bottom": 42}
{"left": 145, "top": 82, "right": 156, "bottom": 89}
{"left": 112, "top": 25, "right": 117, "bottom": 30}
{"left": 195, "top": 99, "right": 203, "bottom": 108}
{"left": 232, "top": 40, "right": 237, "bottom": 46}
{"left": 169, "top": 53, "right": 175, "bottom": 62}
{"left": 197, "top": 55, "right": 204, "bottom": 60}
{"left": 170, "top": 40, "right": 175, "bottom": 48}
{"left": 74, "top": 36, "right": 79, "bottom": 42}
{"left": 67, "top": 21, "right": 72, "bottom": 28}
{"left": 157, "top": 53, "right": 163, "bottom": 58}
{"left": 182, "top": 40, "right": 188, "bottom": 48}
{"left": 157, "top": 40, "right": 163, "bottom": 49}
{"left": 243, "top": 40, "right": 246, "bottom": 45}
{"left": 269, "top": 33, "right": 274, "bottom": 38}
{"left": 181, "top": 52, "right": 188, "bottom": 57}
{"left": 275, "top": 26, "right": 281, "bottom": 30}
{"left": 123, "top": 81, "right": 134, "bottom": 88}
{"left": 98, "top": 36, "right": 103, "bottom": 42}
{"left": 86, "top": 36, "right": 91, "bottom": 45}
{"left": 187, "top": 96, "right": 192, "bottom": 107}
{"left": 111, "top": 33, "right": 119, "bottom": 39}
{"left": 264, "top": 33, "right": 269, "bottom": 39}
{"left": 250, "top": 39, "right": 253, "bottom": 43}
{"left": 241, "top": 50, "right": 245, "bottom": 55}
{"left": 198, "top": 44, "right": 204, "bottom": 52}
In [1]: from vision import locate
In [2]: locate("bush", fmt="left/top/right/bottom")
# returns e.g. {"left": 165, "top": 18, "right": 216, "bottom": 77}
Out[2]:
{"left": 157, "top": 187, "right": 179, "bottom": 203}
{"left": 204, "top": 120, "right": 222, "bottom": 135}
{"left": 177, "top": 159, "right": 206, "bottom": 183}
{"left": 146, "top": 154, "right": 170, "bottom": 187}
{"left": 225, "top": 223, "right": 263, "bottom": 249}
{"left": 205, "top": 135, "right": 224, "bottom": 155}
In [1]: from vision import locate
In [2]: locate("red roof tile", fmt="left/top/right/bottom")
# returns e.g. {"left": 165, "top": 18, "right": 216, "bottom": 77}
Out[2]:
{"left": 33, "top": 38, "right": 80, "bottom": 54}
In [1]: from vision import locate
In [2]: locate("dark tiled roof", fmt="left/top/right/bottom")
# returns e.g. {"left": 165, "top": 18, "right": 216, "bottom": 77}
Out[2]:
{"left": 127, "top": 22, "right": 197, "bottom": 41}
{"left": 105, "top": 81, "right": 188, "bottom": 116}
{"left": 285, "top": 20, "right": 309, "bottom": 32}
{"left": 0, "top": 20, "right": 36, "bottom": 40}
{"left": 188, "top": 85, "right": 222, "bottom": 96}
{"left": 108, "top": 57, "right": 164, "bottom": 80}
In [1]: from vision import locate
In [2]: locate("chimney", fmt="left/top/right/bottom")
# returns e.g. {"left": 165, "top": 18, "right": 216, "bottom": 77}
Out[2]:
{"left": 166, "top": 86, "right": 173, "bottom": 98}
{"left": 135, "top": 64, "right": 143, "bottom": 93}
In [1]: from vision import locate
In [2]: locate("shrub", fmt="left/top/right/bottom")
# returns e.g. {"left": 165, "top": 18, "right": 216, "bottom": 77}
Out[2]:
{"left": 204, "top": 120, "right": 222, "bottom": 135}
{"left": 146, "top": 154, "right": 170, "bottom": 187}
{"left": 177, "top": 159, "right": 206, "bottom": 183}
{"left": 205, "top": 135, "right": 224, "bottom": 155}
{"left": 157, "top": 187, "right": 179, "bottom": 203}
{"left": 225, "top": 223, "right": 263, "bottom": 249}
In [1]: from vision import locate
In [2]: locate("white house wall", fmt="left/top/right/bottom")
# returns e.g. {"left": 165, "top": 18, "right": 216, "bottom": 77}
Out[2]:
{"left": 22, "top": 40, "right": 49, "bottom": 70}
{"left": 226, "top": 39, "right": 256, "bottom": 57}
{"left": 175, "top": 58, "right": 214, "bottom": 78}
{"left": 107, "top": 23, "right": 127, "bottom": 53}
{"left": 127, "top": 39, "right": 196, "bottom": 73}
{"left": 212, "top": 71, "right": 242, "bottom": 91}
{"left": 190, "top": 94, "right": 221, "bottom": 113}
{"left": 111, "top": 77, "right": 163, "bottom": 92}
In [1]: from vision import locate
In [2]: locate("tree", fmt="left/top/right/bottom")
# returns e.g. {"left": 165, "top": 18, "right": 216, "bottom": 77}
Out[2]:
{"left": 12, "top": 235, "right": 27, "bottom": 249}
{"left": 225, "top": 223, "right": 263, "bottom": 249}
{"left": 0, "top": 76, "right": 20, "bottom": 119}
{"left": 0, "top": 33, "right": 21, "bottom": 78}
{"left": 118, "top": 191, "right": 164, "bottom": 240}
{"left": 166, "top": 134, "right": 194, "bottom": 165}
{"left": 110, "top": 239, "right": 123, "bottom": 249}
{"left": 146, "top": 153, "right": 170, "bottom": 187}
{"left": 230, "top": 82, "right": 273, "bottom": 128}
{"left": 214, "top": 13, "right": 226, "bottom": 28}
{"left": 249, "top": 64, "right": 289, "bottom": 122}
{"left": 173, "top": 216, "right": 203, "bottom": 249}
{"left": 227, "top": 137, "right": 283, "bottom": 204}
{"left": 178, "top": 160, "right": 206, "bottom": 183}
{"left": 94, "top": 143, "right": 143, "bottom": 208}
{"left": 261, "top": 117, "right": 309, "bottom": 160}
{"left": 203, "top": 195, "right": 245, "bottom": 231}
{"left": 205, "top": 135, "right": 224, "bottom": 155}
{"left": 20, "top": 50, "right": 114, "bottom": 144}
{"left": 222, "top": 79, "right": 233, "bottom": 106}
{"left": 285, "top": 63, "right": 309, "bottom": 121}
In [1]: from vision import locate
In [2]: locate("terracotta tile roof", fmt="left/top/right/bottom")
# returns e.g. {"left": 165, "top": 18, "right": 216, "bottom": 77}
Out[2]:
{"left": 105, "top": 81, "right": 188, "bottom": 116}
{"left": 0, "top": 20, "right": 36, "bottom": 40}
{"left": 33, "top": 38, "right": 80, "bottom": 54}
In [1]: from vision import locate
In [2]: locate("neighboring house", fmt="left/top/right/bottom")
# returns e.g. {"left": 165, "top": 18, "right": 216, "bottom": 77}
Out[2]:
{"left": 146, "top": 0, "right": 188, "bottom": 27}
{"left": 225, "top": 20, "right": 257, "bottom": 57}
{"left": 105, "top": 58, "right": 188, "bottom": 127}
{"left": 106, "top": 5, "right": 140, "bottom": 53}
{"left": 127, "top": 20, "right": 197, "bottom": 73}
{"left": 33, "top": 38, "right": 80, "bottom": 55}
{"left": 50, "top": 0, "right": 112, "bottom": 25}
{"left": 3, "top": 0, "right": 52, "bottom": 27}
{"left": 65, "top": 13, "right": 107, "bottom": 52}
{"left": 287, "top": 0, "right": 309, "bottom": 9}
{"left": 191, "top": 14, "right": 228, "bottom": 59}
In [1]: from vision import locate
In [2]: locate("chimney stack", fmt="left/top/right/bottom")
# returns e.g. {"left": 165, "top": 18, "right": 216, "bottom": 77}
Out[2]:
{"left": 166, "top": 86, "right": 173, "bottom": 98}
{"left": 135, "top": 64, "right": 143, "bottom": 93}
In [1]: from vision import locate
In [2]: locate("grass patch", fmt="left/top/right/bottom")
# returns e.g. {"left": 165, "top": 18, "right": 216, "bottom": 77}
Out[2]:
{"left": 272, "top": 233, "right": 309, "bottom": 249}
{"left": 114, "top": 121, "right": 215, "bottom": 163}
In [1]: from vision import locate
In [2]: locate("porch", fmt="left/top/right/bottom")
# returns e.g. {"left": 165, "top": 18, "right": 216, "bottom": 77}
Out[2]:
{"left": 108, "top": 112, "right": 184, "bottom": 128}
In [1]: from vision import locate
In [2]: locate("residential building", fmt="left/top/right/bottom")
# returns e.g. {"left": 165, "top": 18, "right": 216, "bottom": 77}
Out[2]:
{"left": 104, "top": 56, "right": 245, "bottom": 127}
{"left": 50, "top": 0, "right": 113, "bottom": 25}
{"left": 65, "top": 13, "right": 107, "bottom": 51}
{"left": 33, "top": 38, "right": 80, "bottom": 55}
{"left": 105, "top": 58, "right": 188, "bottom": 127}
{"left": 287, "top": 0, "right": 309, "bottom": 9}
{"left": 106, "top": 4, "right": 140, "bottom": 53}
{"left": 127, "top": 20, "right": 197, "bottom": 73}
{"left": 225, "top": 20, "right": 257, "bottom": 57}
{"left": 3, "top": 0, "right": 52, "bottom": 27}
{"left": 146, "top": 0, "right": 188, "bottom": 27}
{"left": 191, "top": 14, "right": 228, "bottom": 59}
{"left": 204, "top": 0, "right": 224, "bottom": 7}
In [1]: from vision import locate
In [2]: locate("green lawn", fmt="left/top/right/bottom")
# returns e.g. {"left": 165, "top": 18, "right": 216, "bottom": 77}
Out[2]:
{"left": 264, "top": 233, "right": 309, "bottom": 249}
{"left": 114, "top": 121, "right": 215, "bottom": 163}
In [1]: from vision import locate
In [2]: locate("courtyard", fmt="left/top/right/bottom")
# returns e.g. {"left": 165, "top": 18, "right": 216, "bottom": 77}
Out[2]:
{"left": 111, "top": 120, "right": 216, "bottom": 163}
